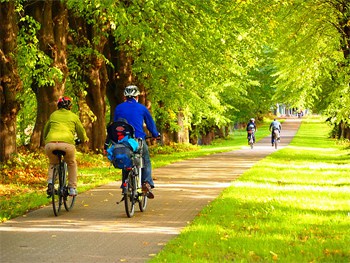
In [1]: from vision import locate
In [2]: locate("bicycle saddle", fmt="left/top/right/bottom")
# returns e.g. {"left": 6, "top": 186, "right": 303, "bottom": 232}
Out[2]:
{"left": 52, "top": 150, "right": 66, "bottom": 156}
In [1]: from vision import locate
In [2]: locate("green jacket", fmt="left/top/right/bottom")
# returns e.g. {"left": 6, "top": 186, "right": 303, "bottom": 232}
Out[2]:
{"left": 44, "top": 109, "right": 88, "bottom": 145}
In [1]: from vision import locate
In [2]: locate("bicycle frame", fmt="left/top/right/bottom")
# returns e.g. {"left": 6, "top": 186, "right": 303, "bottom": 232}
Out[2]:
{"left": 247, "top": 130, "right": 255, "bottom": 149}
{"left": 120, "top": 138, "right": 147, "bottom": 218}
{"left": 51, "top": 150, "right": 76, "bottom": 216}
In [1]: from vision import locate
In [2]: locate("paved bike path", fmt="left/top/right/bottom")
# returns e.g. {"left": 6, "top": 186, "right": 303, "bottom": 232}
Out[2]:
{"left": 0, "top": 119, "right": 301, "bottom": 263}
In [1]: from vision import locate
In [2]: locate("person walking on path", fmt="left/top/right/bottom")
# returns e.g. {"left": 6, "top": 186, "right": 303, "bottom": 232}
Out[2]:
{"left": 113, "top": 85, "right": 160, "bottom": 198}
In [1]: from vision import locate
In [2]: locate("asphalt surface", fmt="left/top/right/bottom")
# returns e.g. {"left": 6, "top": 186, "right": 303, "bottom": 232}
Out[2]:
{"left": 0, "top": 118, "right": 301, "bottom": 263}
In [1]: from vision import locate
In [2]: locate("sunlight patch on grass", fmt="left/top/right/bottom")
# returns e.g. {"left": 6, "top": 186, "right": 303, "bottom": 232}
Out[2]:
{"left": 150, "top": 116, "right": 350, "bottom": 263}
{"left": 287, "top": 145, "right": 336, "bottom": 152}
{"left": 233, "top": 181, "right": 350, "bottom": 194}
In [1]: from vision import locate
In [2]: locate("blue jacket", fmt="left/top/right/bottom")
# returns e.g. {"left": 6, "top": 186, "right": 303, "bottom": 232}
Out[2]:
{"left": 113, "top": 98, "right": 159, "bottom": 139}
{"left": 270, "top": 120, "right": 281, "bottom": 131}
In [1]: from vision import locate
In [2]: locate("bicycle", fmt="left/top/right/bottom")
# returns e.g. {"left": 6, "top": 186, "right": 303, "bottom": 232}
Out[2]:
{"left": 117, "top": 138, "right": 148, "bottom": 218}
{"left": 272, "top": 129, "right": 279, "bottom": 149}
{"left": 48, "top": 139, "right": 81, "bottom": 216}
{"left": 247, "top": 130, "right": 255, "bottom": 149}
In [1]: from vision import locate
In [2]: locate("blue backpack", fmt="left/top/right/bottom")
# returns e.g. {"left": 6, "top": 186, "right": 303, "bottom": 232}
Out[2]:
{"left": 105, "top": 119, "right": 139, "bottom": 169}
{"left": 107, "top": 141, "right": 133, "bottom": 169}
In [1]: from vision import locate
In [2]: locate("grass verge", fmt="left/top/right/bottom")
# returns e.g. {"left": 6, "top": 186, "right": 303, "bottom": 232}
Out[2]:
{"left": 149, "top": 117, "right": 350, "bottom": 263}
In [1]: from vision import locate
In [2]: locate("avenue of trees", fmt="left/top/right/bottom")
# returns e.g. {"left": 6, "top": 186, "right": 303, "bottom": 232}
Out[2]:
{"left": 1, "top": 0, "right": 349, "bottom": 162}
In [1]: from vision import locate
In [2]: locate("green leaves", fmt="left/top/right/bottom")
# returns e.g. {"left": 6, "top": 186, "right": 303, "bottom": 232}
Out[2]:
{"left": 269, "top": 0, "right": 350, "bottom": 125}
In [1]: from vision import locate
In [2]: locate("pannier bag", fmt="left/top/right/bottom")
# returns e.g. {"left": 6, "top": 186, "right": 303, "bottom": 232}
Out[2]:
{"left": 107, "top": 142, "right": 133, "bottom": 169}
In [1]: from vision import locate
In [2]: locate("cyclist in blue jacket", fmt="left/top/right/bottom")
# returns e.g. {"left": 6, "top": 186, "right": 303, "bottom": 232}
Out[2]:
{"left": 113, "top": 85, "right": 160, "bottom": 199}
{"left": 269, "top": 118, "right": 282, "bottom": 146}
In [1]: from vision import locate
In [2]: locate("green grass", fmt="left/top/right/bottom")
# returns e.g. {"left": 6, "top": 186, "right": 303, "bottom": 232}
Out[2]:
{"left": 150, "top": 117, "right": 350, "bottom": 263}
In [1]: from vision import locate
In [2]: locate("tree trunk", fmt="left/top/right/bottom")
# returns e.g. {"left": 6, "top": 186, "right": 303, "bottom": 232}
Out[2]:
{"left": 175, "top": 111, "right": 189, "bottom": 143}
{"left": 27, "top": 0, "right": 68, "bottom": 149}
{"left": 0, "top": 2, "right": 22, "bottom": 162}
{"left": 105, "top": 37, "right": 134, "bottom": 122}
{"left": 81, "top": 24, "right": 108, "bottom": 153}
{"left": 201, "top": 128, "right": 215, "bottom": 145}
{"left": 77, "top": 92, "right": 91, "bottom": 153}
{"left": 85, "top": 58, "right": 108, "bottom": 152}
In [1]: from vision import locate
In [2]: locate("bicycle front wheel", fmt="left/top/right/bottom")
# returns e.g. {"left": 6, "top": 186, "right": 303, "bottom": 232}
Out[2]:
{"left": 124, "top": 172, "right": 135, "bottom": 218}
{"left": 64, "top": 188, "right": 76, "bottom": 211}
{"left": 52, "top": 166, "right": 62, "bottom": 216}
{"left": 249, "top": 138, "right": 254, "bottom": 149}
{"left": 62, "top": 162, "right": 76, "bottom": 211}
{"left": 138, "top": 194, "right": 148, "bottom": 212}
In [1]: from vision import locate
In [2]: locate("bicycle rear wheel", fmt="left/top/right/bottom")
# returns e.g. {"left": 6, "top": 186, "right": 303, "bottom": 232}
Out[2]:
{"left": 274, "top": 131, "right": 279, "bottom": 149}
{"left": 124, "top": 172, "right": 135, "bottom": 218}
{"left": 62, "top": 162, "right": 76, "bottom": 211}
{"left": 138, "top": 194, "right": 148, "bottom": 212}
{"left": 51, "top": 166, "right": 62, "bottom": 216}
{"left": 249, "top": 138, "right": 254, "bottom": 149}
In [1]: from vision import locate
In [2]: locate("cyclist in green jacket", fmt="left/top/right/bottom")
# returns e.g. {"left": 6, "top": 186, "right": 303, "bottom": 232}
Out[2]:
{"left": 43, "top": 96, "right": 88, "bottom": 196}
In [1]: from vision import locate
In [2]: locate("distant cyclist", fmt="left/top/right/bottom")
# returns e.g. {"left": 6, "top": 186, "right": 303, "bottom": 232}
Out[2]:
{"left": 44, "top": 96, "right": 89, "bottom": 197}
{"left": 269, "top": 118, "right": 282, "bottom": 146}
{"left": 246, "top": 118, "right": 257, "bottom": 144}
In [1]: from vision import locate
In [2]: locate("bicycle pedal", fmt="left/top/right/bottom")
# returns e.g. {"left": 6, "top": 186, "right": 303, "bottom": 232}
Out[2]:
{"left": 116, "top": 197, "right": 125, "bottom": 204}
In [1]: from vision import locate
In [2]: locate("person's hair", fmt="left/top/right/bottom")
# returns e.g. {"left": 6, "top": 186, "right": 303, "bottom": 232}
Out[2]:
{"left": 57, "top": 96, "right": 72, "bottom": 110}
{"left": 124, "top": 85, "right": 140, "bottom": 97}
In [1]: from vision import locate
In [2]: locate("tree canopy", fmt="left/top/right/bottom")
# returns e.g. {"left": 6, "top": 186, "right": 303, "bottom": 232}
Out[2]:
{"left": 1, "top": 0, "right": 349, "bottom": 162}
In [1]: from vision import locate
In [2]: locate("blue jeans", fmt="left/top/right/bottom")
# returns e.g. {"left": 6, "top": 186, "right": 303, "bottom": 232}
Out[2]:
{"left": 122, "top": 141, "right": 154, "bottom": 188}
{"left": 141, "top": 142, "right": 154, "bottom": 188}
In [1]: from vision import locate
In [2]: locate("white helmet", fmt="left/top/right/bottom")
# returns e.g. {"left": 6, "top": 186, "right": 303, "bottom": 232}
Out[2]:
{"left": 124, "top": 85, "right": 140, "bottom": 97}
{"left": 250, "top": 118, "right": 255, "bottom": 122}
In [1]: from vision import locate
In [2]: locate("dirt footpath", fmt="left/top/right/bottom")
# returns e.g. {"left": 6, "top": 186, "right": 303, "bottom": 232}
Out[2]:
{"left": 0, "top": 119, "right": 301, "bottom": 263}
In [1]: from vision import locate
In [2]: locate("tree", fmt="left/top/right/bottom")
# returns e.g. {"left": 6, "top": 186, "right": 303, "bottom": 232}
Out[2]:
{"left": 269, "top": 0, "right": 350, "bottom": 138}
{"left": 24, "top": 0, "right": 68, "bottom": 149}
{"left": 0, "top": 1, "right": 22, "bottom": 162}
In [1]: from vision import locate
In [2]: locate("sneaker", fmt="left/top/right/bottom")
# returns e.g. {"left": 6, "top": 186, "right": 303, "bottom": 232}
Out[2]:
{"left": 142, "top": 182, "right": 154, "bottom": 199}
{"left": 46, "top": 183, "right": 53, "bottom": 196}
{"left": 69, "top": 188, "right": 78, "bottom": 196}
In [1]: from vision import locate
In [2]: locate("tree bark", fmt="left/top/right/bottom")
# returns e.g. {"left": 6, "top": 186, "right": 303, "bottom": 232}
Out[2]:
{"left": 85, "top": 56, "right": 108, "bottom": 152}
{"left": 105, "top": 37, "right": 134, "bottom": 122}
{"left": 27, "top": 0, "right": 68, "bottom": 149}
{"left": 0, "top": 2, "right": 22, "bottom": 162}
{"left": 201, "top": 128, "right": 215, "bottom": 145}
{"left": 80, "top": 23, "right": 108, "bottom": 152}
